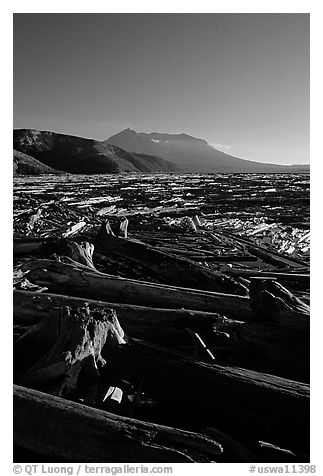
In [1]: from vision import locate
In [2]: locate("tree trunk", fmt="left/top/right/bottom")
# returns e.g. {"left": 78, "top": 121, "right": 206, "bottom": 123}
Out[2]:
{"left": 249, "top": 279, "right": 309, "bottom": 331}
{"left": 13, "top": 385, "right": 223, "bottom": 463}
{"left": 20, "top": 258, "right": 253, "bottom": 317}
{"left": 112, "top": 339, "right": 310, "bottom": 456}
{"left": 95, "top": 227, "right": 248, "bottom": 295}
{"left": 13, "top": 290, "right": 241, "bottom": 345}
{"left": 14, "top": 304, "right": 125, "bottom": 399}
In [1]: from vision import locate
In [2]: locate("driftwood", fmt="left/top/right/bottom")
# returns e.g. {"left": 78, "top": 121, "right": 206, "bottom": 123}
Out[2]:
{"left": 14, "top": 304, "right": 125, "bottom": 399}
{"left": 20, "top": 258, "right": 253, "bottom": 318}
{"left": 211, "top": 230, "right": 308, "bottom": 269}
{"left": 95, "top": 226, "right": 248, "bottom": 295}
{"left": 229, "top": 320, "right": 309, "bottom": 382}
{"left": 113, "top": 339, "right": 310, "bottom": 456}
{"left": 19, "top": 258, "right": 309, "bottom": 332}
{"left": 13, "top": 287, "right": 309, "bottom": 381}
{"left": 13, "top": 385, "right": 223, "bottom": 463}
{"left": 249, "top": 279, "right": 309, "bottom": 331}
{"left": 223, "top": 268, "right": 310, "bottom": 288}
{"left": 67, "top": 241, "right": 96, "bottom": 269}
{"left": 13, "top": 290, "right": 240, "bottom": 345}
{"left": 203, "top": 427, "right": 258, "bottom": 463}
{"left": 255, "top": 441, "right": 304, "bottom": 463}
{"left": 62, "top": 220, "right": 87, "bottom": 238}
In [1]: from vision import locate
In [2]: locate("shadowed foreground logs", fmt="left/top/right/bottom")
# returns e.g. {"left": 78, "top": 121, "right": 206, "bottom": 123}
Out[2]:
{"left": 13, "top": 385, "right": 223, "bottom": 463}
{"left": 14, "top": 305, "right": 125, "bottom": 398}
{"left": 249, "top": 279, "right": 309, "bottom": 330}
{"left": 113, "top": 339, "right": 310, "bottom": 457}
{"left": 13, "top": 290, "right": 308, "bottom": 382}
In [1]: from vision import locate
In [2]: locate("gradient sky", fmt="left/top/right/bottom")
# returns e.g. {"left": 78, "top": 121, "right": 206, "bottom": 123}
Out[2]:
{"left": 13, "top": 13, "right": 309, "bottom": 164}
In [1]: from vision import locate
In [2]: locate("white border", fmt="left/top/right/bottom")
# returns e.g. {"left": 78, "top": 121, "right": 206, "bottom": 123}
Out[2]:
{"left": 3, "top": 2, "right": 320, "bottom": 473}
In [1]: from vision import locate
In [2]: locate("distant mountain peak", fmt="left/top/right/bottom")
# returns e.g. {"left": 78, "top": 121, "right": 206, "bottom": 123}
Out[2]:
{"left": 107, "top": 128, "right": 310, "bottom": 173}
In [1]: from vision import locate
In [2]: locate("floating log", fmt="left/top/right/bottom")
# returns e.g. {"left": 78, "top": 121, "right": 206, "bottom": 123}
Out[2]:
{"left": 114, "top": 339, "right": 310, "bottom": 456}
{"left": 13, "top": 385, "right": 223, "bottom": 463}
{"left": 20, "top": 259, "right": 253, "bottom": 318}
{"left": 95, "top": 227, "right": 248, "bottom": 295}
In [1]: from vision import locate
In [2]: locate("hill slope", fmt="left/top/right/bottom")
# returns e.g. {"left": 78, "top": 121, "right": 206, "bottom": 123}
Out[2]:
{"left": 107, "top": 128, "right": 309, "bottom": 173}
{"left": 13, "top": 150, "right": 62, "bottom": 175}
{"left": 13, "top": 129, "right": 178, "bottom": 174}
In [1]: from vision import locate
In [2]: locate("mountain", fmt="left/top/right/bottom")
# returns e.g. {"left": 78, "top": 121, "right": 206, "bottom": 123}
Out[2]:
{"left": 13, "top": 129, "right": 178, "bottom": 174}
{"left": 107, "top": 128, "right": 309, "bottom": 173}
{"left": 13, "top": 149, "right": 62, "bottom": 175}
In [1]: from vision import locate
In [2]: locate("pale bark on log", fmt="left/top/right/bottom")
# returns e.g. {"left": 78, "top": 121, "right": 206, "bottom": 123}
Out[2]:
{"left": 19, "top": 258, "right": 309, "bottom": 331}
{"left": 20, "top": 259, "right": 253, "bottom": 317}
{"left": 13, "top": 385, "right": 223, "bottom": 463}
{"left": 113, "top": 339, "right": 310, "bottom": 455}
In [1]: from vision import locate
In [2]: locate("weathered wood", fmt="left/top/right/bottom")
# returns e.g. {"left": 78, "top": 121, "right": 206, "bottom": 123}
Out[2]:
{"left": 95, "top": 227, "right": 248, "bottom": 295}
{"left": 14, "top": 305, "right": 125, "bottom": 398}
{"left": 13, "top": 290, "right": 241, "bottom": 345}
{"left": 256, "top": 441, "right": 305, "bottom": 463}
{"left": 203, "top": 427, "right": 259, "bottom": 463}
{"left": 114, "top": 339, "right": 310, "bottom": 455}
{"left": 249, "top": 279, "right": 309, "bottom": 331}
{"left": 20, "top": 259, "right": 254, "bottom": 317}
{"left": 13, "top": 237, "right": 53, "bottom": 256}
{"left": 67, "top": 241, "right": 96, "bottom": 270}
{"left": 212, "top": 229, "right": 308, "bottom": 268}
{"left": 13, "top": 385, "right": 223, "bottom": 463}
{"left": 13, "top": 289, "right": 309, "bottom": 381}
{"left": 223, "top": 268, "right": 310, "bottom": 287}
{"left": 229, "top": 320, "right": 309, "bottom": 382}
{"left": 62, "top": 220, "right": 87, "bottom": 238}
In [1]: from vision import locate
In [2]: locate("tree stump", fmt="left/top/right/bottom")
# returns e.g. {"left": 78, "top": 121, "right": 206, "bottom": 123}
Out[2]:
{"left": 14, "top": 305, "right": 125, "bottom": 399}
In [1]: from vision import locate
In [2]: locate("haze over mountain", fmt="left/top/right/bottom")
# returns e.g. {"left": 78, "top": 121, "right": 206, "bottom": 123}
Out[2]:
{"left": 107, "top": 129, "right": 309, "bottom": 173}
{"left": 13, "top": 129, "right": 178, "bottom": 174}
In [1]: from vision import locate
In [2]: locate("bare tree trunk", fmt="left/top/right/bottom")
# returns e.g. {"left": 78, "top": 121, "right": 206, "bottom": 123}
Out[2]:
{"left": 21, "top": 258, "right": 253, "bottom": 317}
{"left": 14, "top": 385, "right": 223, "bottom": 463}
{"left": 113, "top": 339, "right": 309, "bottom": 456}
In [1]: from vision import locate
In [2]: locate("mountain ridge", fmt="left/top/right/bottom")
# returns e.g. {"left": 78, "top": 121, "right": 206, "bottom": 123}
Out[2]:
{"left": 107, "top": 128, "right": 309, "bottom": 173}
{"left": 13, "top": 128, "right": 309, "bottom": 175}
{"left": 13, "top": 149, "right": 63, "bottom": 175}
{"left": 13, "top": 129, "right": 179, "bottom": 174}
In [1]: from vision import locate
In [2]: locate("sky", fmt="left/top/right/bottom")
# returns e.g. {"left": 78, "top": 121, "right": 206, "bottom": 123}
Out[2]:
{"left": 13, "top": 13, "right": 309, "bottom": 164}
